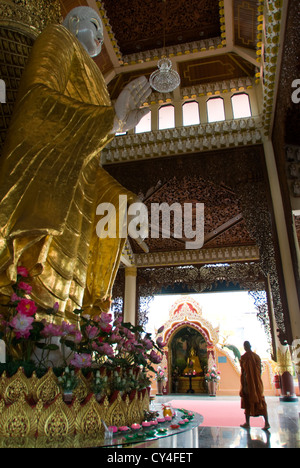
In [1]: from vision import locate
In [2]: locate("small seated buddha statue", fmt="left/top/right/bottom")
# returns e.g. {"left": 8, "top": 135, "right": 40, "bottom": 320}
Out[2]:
{"left": 184, "top": 348, "right": 203, "bottom": 375}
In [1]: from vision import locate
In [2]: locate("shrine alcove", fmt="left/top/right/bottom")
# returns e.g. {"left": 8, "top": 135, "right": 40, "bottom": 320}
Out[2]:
{"left": 169, "top": 326, "right": 208, "bottom": 394}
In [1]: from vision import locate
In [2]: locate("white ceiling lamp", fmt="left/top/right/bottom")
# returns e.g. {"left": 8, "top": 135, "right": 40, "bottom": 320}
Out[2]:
{"left": 149, "top": 0, "right": 180, "bottom": 93}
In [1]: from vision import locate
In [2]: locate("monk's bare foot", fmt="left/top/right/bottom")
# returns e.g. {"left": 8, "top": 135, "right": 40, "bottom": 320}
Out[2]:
{"left": 240, "top": 423, "right": 250, "bottom": 429}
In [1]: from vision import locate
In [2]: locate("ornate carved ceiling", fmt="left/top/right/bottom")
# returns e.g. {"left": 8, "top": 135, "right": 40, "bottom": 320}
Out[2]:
{"left": 59, "top": 0, "right": 260, "bottom": 93}
{"left": 177, "top": 52, "right": 256, "bottom": 88}
{"left": 233, "top": 0, "right": 258, "bottom": 50}
{"left": 100, "top": 0, "right": 221, "bottom": 56}
{"left": 133, "top": 175, "right": 255, "bottom": 254}
{"left": 106, "top": 146, "right": 263, "bottom": 256}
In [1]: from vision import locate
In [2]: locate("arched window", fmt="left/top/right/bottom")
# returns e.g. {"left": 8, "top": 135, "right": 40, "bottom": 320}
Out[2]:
{"left": 207, "top": 97, "right": 225, "bottom": 123}
{"left": 182, "top": 101, "right": 200, "bottom": 126}
{"left": 231, "top": 93, "right": 252, "bottom": 119}
{"left": 158, "top": 104, "right": 175, "bottom": 130}
{"left": 135, "top": 109, "right": 151, "bottom": 133}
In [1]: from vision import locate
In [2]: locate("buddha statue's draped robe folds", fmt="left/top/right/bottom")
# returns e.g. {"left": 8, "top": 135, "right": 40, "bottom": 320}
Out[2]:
{"left": 0, "top": 24, "right": 136, "bottom": 321}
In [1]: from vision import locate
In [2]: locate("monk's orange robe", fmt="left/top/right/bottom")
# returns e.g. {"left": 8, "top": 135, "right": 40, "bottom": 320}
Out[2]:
{"left": 240, "top": 350, "right": 267, "bottom": 417}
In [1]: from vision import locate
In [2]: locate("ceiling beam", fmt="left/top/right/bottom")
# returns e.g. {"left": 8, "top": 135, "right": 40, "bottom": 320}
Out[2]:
{"left": 232, "top": 45, "right": 258, "bottom": 67}
{"left": 204, "top": 213, "right": 244, "bottom": 246}
{"left": 223, "top": 0, "right": 234, "bottom": 50}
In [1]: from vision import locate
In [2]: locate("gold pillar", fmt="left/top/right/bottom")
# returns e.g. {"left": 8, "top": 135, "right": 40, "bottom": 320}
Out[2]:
{"left": 123, "top": 266, "right": 137, "bottom": 325}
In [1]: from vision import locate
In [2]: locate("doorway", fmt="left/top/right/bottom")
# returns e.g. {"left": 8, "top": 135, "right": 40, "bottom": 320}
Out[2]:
{"left": 169, "top": 326, "right": 208, "bottom": 394}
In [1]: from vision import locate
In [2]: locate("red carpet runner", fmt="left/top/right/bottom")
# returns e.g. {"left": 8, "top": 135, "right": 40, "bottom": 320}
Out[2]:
{"left": 168, "top": 399, "right": 265, "bottom": 428}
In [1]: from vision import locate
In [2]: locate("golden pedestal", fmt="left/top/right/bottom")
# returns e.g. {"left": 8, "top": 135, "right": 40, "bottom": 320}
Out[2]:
{"left": 178, "top": 376, "right": 205, "bottom": 394}
{"left": 0, "top": 367, "right": 150, "bottom": 441}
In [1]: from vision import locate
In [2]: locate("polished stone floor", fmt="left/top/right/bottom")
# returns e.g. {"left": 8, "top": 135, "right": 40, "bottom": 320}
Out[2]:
{"left": 136, "top": 395, "right": 300, "bottom": 449}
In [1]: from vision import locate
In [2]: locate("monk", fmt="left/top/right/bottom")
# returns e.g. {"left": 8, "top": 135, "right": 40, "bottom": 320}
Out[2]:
{"left": 240, "top": 341, "right": 270, "bottom": 430}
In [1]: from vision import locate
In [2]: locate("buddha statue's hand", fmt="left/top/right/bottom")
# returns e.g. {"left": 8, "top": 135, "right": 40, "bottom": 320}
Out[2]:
{"left": 112, "top": 76, "right": 151, "bottom": 133}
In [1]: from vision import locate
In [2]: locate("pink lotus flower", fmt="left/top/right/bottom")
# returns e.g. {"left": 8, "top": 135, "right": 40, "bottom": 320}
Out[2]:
{"left": 143, "top": 338, "right": 153, "bottom": 350}
{"left": 85, "top": 325, "right": 99, "bottom": 339}
{"left": 74, "top": 330, "right": 83, "bottom": 343}
{"left": 61, "top": 321, "right": 77, "bottom": 335}
{"left": 10, "top": 313, "right": 34, "bottom": 339}
{"left": 100, "top": 323, "right": 112, "bottom": 333}
{"left": 100, "top": 313, "right": 112, "bottom": 324}
{"left": 101, "top": 343, "right": 115, "bottom": 358}
{"left": 150, "top": 350, "right": 163, "bottom": 364}
{"left": 92, "top": 342, "right": 114, "bottom": 358}
{"left": 11, "top": 293, "right": 21, "bottom": 303}
{"left": 17, "top": 266, "right": 29, "bottom": 277}
{"left": 124, "top": 340, "right": 136, "bottom": 352}
{"left": 42, "top": 322, "right": 63, "bottom": 338}
{"left": 16, "top": 298, "right": 37, "bottom": 317}
{"left": 18, "top": 281, "right": 32, "bottom": 294}
{"left": 110, "top": 333, "right": 122, "bottom": 343}
{"left": 70, "top": 353, "right": 92, "bottom": 368}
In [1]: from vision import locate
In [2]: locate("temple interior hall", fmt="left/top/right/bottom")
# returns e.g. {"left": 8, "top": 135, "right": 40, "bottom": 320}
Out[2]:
{"left": 0, "top": 0, "right": 300, "bottom": 449}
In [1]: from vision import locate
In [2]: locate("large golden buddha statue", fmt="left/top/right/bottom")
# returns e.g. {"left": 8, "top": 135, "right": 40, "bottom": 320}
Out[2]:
{"left": 0, "top": 6, "right": 151, "bottom": 321}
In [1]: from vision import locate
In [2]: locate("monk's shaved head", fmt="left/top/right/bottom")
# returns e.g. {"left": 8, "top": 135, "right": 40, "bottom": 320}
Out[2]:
{"left": 244, "top": 341, "right": 251, "bottom": 351}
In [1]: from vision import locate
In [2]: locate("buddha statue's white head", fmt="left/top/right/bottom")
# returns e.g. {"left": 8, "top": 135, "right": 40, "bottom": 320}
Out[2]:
{"left": 63, "top": 6, "right": 104, "bottom": 57}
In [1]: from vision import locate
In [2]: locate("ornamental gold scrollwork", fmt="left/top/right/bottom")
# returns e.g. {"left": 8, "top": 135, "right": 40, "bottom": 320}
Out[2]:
{"left": 0, "top": 371, "right": 149, "bottom": 439}
{"left": 37, "top": 394, "right": 76, "bottom": 438}
{"left": 0, "top": 367, "right": 31, "bottom": 404}
{"left": 31, "top": 368, "right": 60, "bottom": 403}
{"left": 127, "top": 392, "right": 143, "bottom": 426}
{"left": 140, "top": 389, "right": 150, "bottom": 415}
{"left": 0, "top": 393, "right": 37, "bottom": 438}
{"left": 73, "top": 371, "right": 93, "bottom": 403}
{"left": 104, "top": 392, "right": 127, "bottom": 428}
{"left": 74, "top": 394, "right": 104, "bottom": 436}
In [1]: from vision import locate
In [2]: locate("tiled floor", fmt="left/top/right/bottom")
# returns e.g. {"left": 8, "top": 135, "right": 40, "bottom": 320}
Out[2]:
{"left": 137, "top": 395, "right": 300, "bottom": 449}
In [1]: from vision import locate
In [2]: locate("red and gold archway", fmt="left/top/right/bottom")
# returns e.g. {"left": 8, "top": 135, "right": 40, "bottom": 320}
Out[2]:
{"left": 156, "top": 296, "right": 219, "bottom": 394}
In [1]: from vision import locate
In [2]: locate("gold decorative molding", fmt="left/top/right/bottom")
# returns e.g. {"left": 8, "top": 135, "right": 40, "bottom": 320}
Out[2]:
{"left": 0, "top": 367, "right": 150, "bottom": 438}
{"left": 134, "top": 245, "right": 260, "bottom": 268}
{"left": 0, "top": 368, "right": 150, "bottom": 438}
{"left": 37, "top": 394, "right": 76, "bottom": 437}
{"left": 0, "top": 393, "right": 38, "bottom": 438}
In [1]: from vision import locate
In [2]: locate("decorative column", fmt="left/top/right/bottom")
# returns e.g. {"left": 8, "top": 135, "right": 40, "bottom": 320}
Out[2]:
{"left": 123, "top": 266, "right": 137, "bottom": 326}
{"left": 263, "top": 138, "right": 300, "bottom": 341}
{"left": 266, "top": 273, "right": 298, "bottom": 401}
{"left": 277, "top": 343, "right": 298, "bottom": 402}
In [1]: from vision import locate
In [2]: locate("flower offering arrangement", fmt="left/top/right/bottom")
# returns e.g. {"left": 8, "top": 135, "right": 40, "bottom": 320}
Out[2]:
{"left": 0, "top": 267, "right": 165, "bottom": 440}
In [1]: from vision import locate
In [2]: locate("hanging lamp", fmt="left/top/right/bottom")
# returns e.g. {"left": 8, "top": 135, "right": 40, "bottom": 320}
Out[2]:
{"left": 149, "top": 0, "right": 180, "bottom": 93}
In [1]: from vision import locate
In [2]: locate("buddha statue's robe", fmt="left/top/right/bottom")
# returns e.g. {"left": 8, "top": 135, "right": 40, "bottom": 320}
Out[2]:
{"left": 183, "top": 348, "right": 203, "bottom": 374}
{"left": 0, "top": 24, "right": 135, "bottom": 320}
{"left": 240, "top": 350, "right": 267, "bottom": 417}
